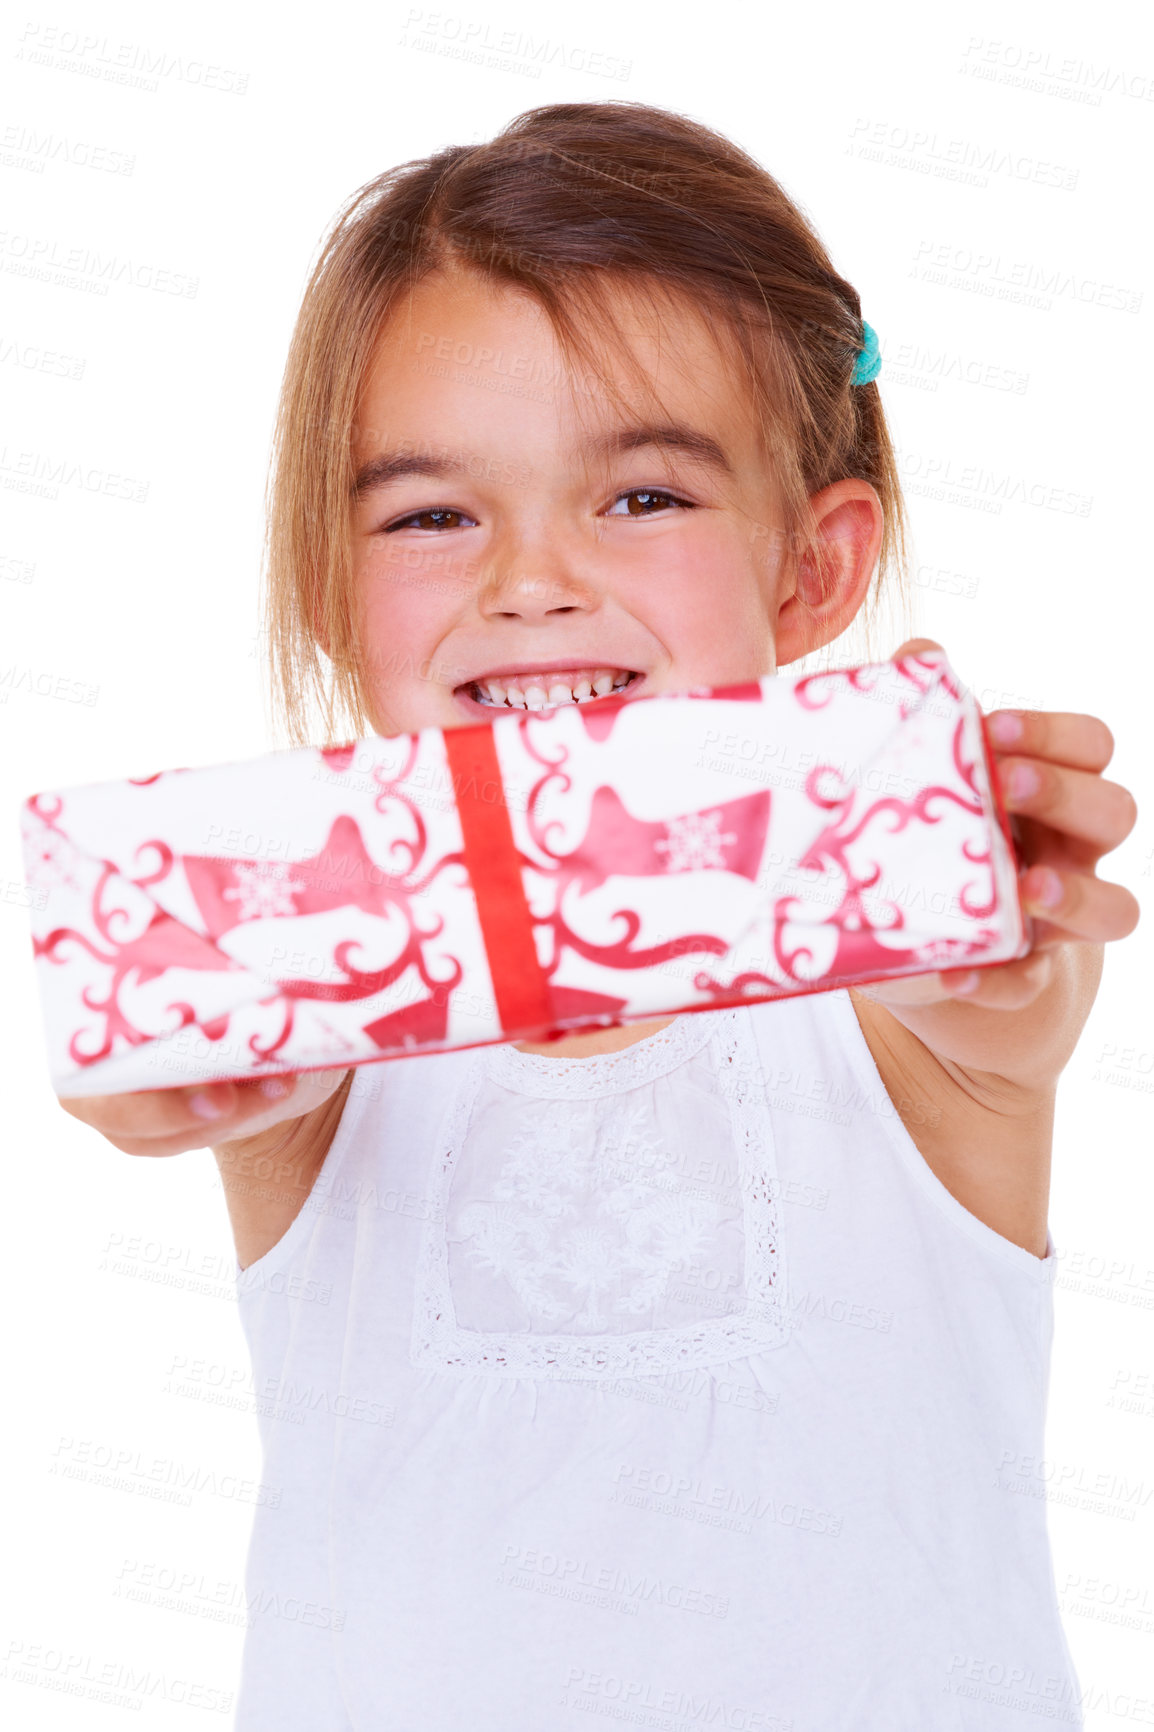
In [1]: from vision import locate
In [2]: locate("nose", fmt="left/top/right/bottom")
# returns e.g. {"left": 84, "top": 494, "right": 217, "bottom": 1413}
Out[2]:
{"left": 475, "top": 541, "right": 598, "bottom": 621}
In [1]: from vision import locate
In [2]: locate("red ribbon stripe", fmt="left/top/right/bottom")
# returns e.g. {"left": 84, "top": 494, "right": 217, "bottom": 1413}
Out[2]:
{"left": 443, "top": 724, "right": 553, "bottom": 1035}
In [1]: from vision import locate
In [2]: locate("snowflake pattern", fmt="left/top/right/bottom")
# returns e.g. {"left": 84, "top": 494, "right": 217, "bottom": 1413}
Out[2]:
{"left": 221, "top": 861, "right": 307, "bottom": 922}
{"left": 910, "top": 936, "right": 979, "bottom": 966}
{"left": 447, "top": 1096, "right": 734, "bottom": 1333}
{"left": 21, "top": 815, "right": 86, "bottom": 894}
{"left": 653, "top": 809, "right": 737, "bottom": 873}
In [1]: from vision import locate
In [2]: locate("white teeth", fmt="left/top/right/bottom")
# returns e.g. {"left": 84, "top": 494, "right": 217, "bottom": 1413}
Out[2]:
{"left": 471, "top": 667, "right": 637, "bottom": 708}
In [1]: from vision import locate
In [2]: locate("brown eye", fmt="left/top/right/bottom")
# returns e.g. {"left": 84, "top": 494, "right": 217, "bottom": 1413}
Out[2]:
{"left": 606, "top": 489, "right": 689, "bottom": 517}
{"left": 386, "top": 508, "right": 475, "bottom": 532}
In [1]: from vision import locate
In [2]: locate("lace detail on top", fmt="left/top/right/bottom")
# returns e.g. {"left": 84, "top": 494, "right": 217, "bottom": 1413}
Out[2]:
{"left": 411, "top": 1007, "right": 791, "bottom": 1379}
{"left": 484, "top": 1012, "right": 715, "bottom": 1098}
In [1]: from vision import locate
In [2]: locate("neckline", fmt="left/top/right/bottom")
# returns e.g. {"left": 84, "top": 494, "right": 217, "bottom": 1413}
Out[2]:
{"left": 482, "top": 1010, "right": 723, "bottom": 1098}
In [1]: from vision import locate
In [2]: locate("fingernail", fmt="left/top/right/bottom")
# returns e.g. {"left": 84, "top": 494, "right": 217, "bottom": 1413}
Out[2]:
{"left": 988, "top": 712, "right": 1023, "bottom": 746}
{"left": 189, "top": 1089, "right": 227, "bottom": 1120}
{"left": 1026, "top": 867, "right": 1063, "bottom": 909}
{"left": 1007, "top": 763, "right": 1041, "bottom": 801}
{"left": 259, "top": 1076, "right": 292, "bottom": 1100}
{"left": 949, "top": 971, "right": 981, "bottom": 995}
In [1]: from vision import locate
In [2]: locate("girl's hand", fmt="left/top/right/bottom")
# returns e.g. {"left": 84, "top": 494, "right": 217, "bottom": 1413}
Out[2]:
{"left": 58, "top": 1067, "right": 351, "bottom": 1159}
{"left": 859, "top": 638, "right": 1140, "bottom": 1014}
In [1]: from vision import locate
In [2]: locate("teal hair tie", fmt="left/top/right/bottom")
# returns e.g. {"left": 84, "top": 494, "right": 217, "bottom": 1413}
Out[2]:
{"left": 851, "top": 320, "right": 881, "bottom": 386}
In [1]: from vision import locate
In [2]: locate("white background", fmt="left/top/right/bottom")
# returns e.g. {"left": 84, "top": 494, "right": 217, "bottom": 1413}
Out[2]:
{"left": 2, "top": 0, "right": 1151, "bottom": 1723}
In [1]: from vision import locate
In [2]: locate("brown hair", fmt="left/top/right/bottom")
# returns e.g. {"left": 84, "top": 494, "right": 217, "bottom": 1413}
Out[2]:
{"left": 263, "top": 100, "right": 911, "bottom": 747}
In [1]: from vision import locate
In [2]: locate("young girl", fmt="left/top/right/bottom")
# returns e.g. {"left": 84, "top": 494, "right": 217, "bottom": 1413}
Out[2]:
{"left": 65, "top": 102, "right": 1138, "bottom": 1728}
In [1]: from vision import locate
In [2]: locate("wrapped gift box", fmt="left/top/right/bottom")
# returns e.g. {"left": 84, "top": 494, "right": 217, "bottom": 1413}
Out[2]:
{"left": 18, "top": 649, "right": 1030, "bottom": 1098}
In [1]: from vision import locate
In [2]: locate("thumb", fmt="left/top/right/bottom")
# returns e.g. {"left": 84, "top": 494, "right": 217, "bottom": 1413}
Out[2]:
{"left": 892, "top": 637, "right": 945, "bottom": 660}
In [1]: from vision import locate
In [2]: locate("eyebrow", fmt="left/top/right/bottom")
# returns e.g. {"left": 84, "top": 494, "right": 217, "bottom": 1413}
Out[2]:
{"left": 352, "top": 450, "right": 455, "bottom": 499}
{"left": 591, "top": 423, "right": 734, "bottom": 475}
{"left": 350, "top": 422, "right": 734, "bottom": 499}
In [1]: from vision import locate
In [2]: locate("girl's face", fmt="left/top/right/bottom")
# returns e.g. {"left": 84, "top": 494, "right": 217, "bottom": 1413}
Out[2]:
{"left": 349, "top": 270, "right": 880, "bottom": 736}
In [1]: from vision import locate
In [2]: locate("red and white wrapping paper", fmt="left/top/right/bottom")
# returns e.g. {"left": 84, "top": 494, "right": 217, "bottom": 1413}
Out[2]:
{"left": 19, "top": 650, "right": 1030, "bottom": 1098}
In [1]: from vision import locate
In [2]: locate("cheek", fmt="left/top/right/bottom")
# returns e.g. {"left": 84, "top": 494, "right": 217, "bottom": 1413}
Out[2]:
{"left": 369, "top": 535, "right": 469, "bottom": 597}
{"left": 354, "top": 553, "right": 465, "bottom": 718}
{"left": 642, "top": 539, "right": 775, "bottom": 682}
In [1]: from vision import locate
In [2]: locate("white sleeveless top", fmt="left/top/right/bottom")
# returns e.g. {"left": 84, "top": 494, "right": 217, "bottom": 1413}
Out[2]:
{"left": 230, "top": 989, "right": 1083, "bottom": 1730}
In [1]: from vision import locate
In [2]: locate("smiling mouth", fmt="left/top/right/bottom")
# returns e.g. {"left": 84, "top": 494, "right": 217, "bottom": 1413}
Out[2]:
{"left": 458, "top": 667, "right": 642, "bottom": 711}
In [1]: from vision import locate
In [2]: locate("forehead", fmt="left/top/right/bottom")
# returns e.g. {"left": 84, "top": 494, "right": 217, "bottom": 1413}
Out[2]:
{"left": 352, "top": 268, "right": 762, "bottom": 464}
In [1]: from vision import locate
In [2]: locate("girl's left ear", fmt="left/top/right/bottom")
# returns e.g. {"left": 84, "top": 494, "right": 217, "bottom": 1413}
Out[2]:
{"left": 773, "top": 480, "right": 884, "bottom": 665}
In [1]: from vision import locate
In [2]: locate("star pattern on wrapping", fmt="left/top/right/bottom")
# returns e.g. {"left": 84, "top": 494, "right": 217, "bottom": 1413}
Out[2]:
{"left": 653, "top": 810, "right": 738, "bottom": 874}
